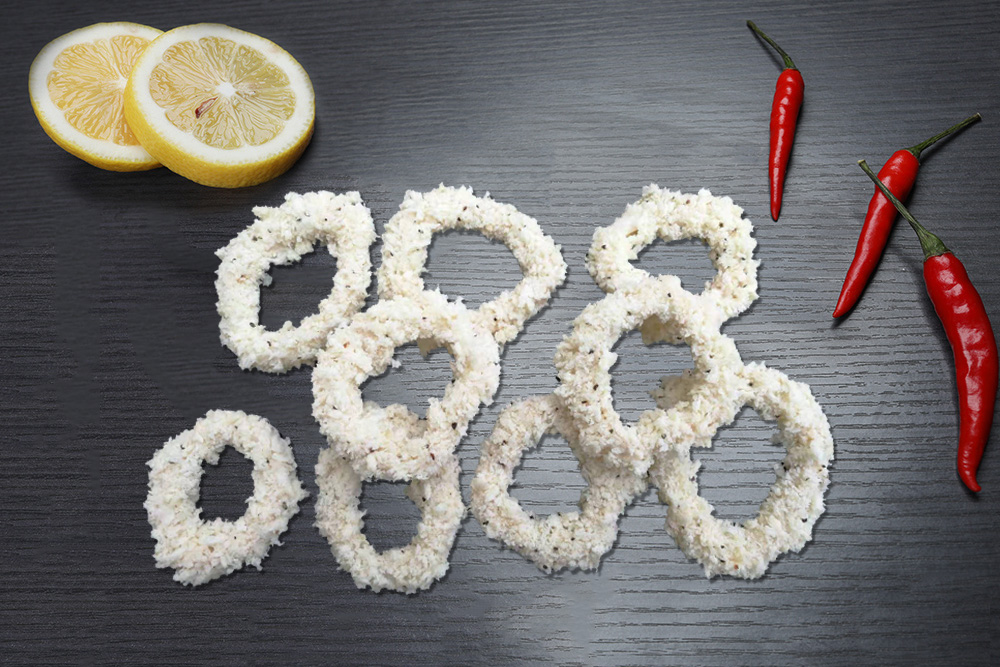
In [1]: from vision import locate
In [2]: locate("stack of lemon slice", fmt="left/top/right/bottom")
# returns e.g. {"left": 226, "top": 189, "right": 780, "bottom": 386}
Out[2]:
{"left": 29, "top": 22, "right": 314, "bottom": 188}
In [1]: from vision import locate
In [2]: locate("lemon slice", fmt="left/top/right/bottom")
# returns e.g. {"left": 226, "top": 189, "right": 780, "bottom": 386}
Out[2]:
{"left": 124, "top": 24, "right": 315, "bottom": 188}
{"left": 29, "top": 22, "right": 163, "bottom": 171}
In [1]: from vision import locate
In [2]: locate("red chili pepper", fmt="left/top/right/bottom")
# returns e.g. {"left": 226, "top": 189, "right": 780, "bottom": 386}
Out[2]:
{"left": 860, "top": 159, "right": 998, "bottom": 492}
{"left": 747, "top": 20, "right": 804, "bottom": 221}
{"left": 833, "top": 114, "right": 981, "bottom": 318}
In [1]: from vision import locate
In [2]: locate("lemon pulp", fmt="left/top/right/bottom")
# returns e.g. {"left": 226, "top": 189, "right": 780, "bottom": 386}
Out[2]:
{"left": 149, "top": 37, "right": 296, "bottom": 150}
{"left": 47, "top": 34, "right": 153, "bottom": 146}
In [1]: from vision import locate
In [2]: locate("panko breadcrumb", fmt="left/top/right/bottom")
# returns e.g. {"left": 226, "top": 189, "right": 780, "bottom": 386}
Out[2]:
{"left": 587, "top": 185, "right": 758, "bottom": 323}
{"left": 470, "top": 394, "right": 647, "bottom": 572}
{"left": 215, "top": 190, "right": 375, "bottom": 373}
{"left": 315, "top": 440, "right": 465, "bottom": 594}
{"left": 377, "top": 185, "right": 567, "bottom": 346}
{"left": 554, "top": 276, "right": 742, "bottom": 475}
{"left": 144, "top": 410, "right": 308, "bottom": 586}
{"left": 312, "top": 290, "right": 501, "bottom": 481}
{"left": 650, "top": 363, "right": 834, "bottom": 578}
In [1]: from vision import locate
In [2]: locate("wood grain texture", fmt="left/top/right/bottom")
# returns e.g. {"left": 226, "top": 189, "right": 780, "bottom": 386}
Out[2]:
{"left": 2, "top": 0, "right": 998, "bottom": 664}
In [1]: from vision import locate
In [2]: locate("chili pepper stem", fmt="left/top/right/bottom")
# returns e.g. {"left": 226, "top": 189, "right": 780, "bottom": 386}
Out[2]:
{"left": 907, "top": 113, "right": 982, "bottom": 161}
{"left": 747, "top": 20, "right": 797, "bottom": 70}
{"left": 858, "top": 160, "right": 949, "bottom": 260}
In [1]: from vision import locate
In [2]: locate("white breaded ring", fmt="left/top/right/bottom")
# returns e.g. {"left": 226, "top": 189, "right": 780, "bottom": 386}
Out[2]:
{"left": 144, "top": 410, "right": 308, "bottom": 587}
{"left": 216, "top": 190, "right": 375, "bottom": 373}
{"left": 554, "top": 277, "right": 742, "bottom": 474}
{"left": 650, "top": 363, "right": 834, "bottom": 579}
{"left": 587, "top": 185, "right": 758, "bottom": 335}
{"left": 470, "top": 394, "right": 647, "bottom": 573}
{"left": 312, "top": 290, "right": 500, "bottom": 481}
{"left": 315, "top": 442, "right": 464, "bottom": 594}
{"left": 376, "top": 185, "right": 567, "bottom": 346}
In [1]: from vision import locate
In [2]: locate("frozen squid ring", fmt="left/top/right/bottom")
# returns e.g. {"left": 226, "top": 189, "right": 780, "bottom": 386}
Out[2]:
{"left": 215, "top": 190, "right": 376, "bottom": 373}
{"left": 470, "top": 394, "right": 648, "bottom": 573}
{"left": 315, "top": 443, "right": 464, "bottom": 595}
{"left": 586, "top": 186, "right": 758, "bottom": 339}
{"left": 649, "top": 363, "right": 834, "bottom": 579}
{"left": 553, "top": 276, "right": 743, "bottom": 474}
{"left": 144, "top": 410, "right": 308, "bottom": 587}
{"left": 311, "top": 290, "right": 500, "bottom": 481}
{"left": 376, "top": 185, "right": 567, "bottom": 346}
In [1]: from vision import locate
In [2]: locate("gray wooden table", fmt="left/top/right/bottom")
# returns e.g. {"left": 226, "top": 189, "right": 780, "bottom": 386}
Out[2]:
{"left": 2, "top": 1, "right": 998, "bottom": 664}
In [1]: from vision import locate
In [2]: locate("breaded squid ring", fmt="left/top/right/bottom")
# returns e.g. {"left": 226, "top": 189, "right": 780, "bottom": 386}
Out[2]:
{"left": 311, "top": 290, "right": 500, "bottom": 481}
{"left": 376, "top": 185, "right": 567, "bottom": 346}
{"left": 553, "top": 277, "right": 743, "bottom": 474}
{"left": 215, "top": 190, "right": 375, "bottom": 373}
{"left": 144, "top": 410, "right": 308, "bottom": 586}
{"left": 470, "top": 394, "right": 647, "bottom": 573}
{"left": 649, "top": 363, "right": 834, "bottom": 579}
{"left": 315, "top": 445, "right": 464, "bottom": 595}
{"left": 586, "top": 186, "right": 757, "bottom": 341}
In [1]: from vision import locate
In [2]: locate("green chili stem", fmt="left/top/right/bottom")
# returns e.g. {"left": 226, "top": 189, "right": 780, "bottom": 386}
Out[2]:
{"left": 907, "top": 113, "right": 982, "bottom": 161}
{"left": 747, "top": 20, "right": 797, "bottom": 70}
{"left": 858, "top": 159, "right": 949, "bottom": 261}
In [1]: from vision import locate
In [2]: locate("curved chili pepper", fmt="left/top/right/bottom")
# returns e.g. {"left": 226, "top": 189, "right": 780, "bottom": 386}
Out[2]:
{"left": 833, "top": 114, "right": 981, "bottom": 318}
{"left": 747, "top": 20, "right": 804, "bottom": 221}
{"left": 860, "top": 159, "right": 998, "bottom": 492}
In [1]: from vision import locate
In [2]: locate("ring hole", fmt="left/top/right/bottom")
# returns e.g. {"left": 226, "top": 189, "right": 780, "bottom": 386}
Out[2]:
{"left": 633, "top": 238, "right": 717, "bottom": 294}
{"left": 510, "top": 433, "right": 588, "bottom": 517}
{"left": 610, "top": 332, "right": 696, "bottom": 424}
{"left": 197, "top": 446, "right": 255, "bottom": 521}
{"left": 697, "top": 406, "right": 783, "bottom": 523}
{"left": 361, "top": 343, "right": 453, "bottom": 419}
{"left": 360, "top": 481, "right": 423, "bottom": 551}
{"left": 423, "top": 230, "right": 521, "bottom": 308}
{"left": 258, "top": 246, "right": 338, "bottom": 329}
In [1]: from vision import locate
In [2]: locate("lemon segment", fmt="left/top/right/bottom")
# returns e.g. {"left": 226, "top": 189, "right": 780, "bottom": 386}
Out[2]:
{"left": 124, "top": 24, "right": 315, "bottom": 188}
{"left": 29, "top": 22, "right": 162, "bottom": 171}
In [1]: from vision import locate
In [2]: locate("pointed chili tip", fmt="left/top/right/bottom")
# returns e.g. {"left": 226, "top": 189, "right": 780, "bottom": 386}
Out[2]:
{"left": 770, "top": 204, "right": 780, "bottom": 221}
{"left": 960, "top": 472, "right": 981, "bottom": 493}
{"left": 962, "top": 478, "right": 983, "bottom": 493}
{"left": 833, "top": 281, "right": 857, "bottom": 318}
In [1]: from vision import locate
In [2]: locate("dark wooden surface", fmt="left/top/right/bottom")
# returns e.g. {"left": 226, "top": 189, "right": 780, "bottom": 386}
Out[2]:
{"left": 2, "top": 1, "right": 998, "bottom": 664}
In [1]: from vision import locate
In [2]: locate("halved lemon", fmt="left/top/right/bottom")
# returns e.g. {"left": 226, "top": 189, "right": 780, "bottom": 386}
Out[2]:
{"left": 124, "top": 24, "right": 315, "bottom": 188}
{"left": 29, "top": 22, "right": 163, "bottom": 171}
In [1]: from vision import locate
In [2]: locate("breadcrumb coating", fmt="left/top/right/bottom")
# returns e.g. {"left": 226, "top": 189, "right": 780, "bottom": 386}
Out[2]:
{"left": 377, "top": 185, "right": 566, "bottom": 346}
{"left": 315, "top": 408, "right": 464, "bottom": 594}
{"left": 215, "top": 190, "right": 375, "bottom": 373}
{"left": 145, "top": 410, "right": 308, "bottom": 586}
{"left": 312, "top": 290, "right": 500, "bottom": 481}
{"left": 470, "top": 394, "right": 647, "bottom": 573}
